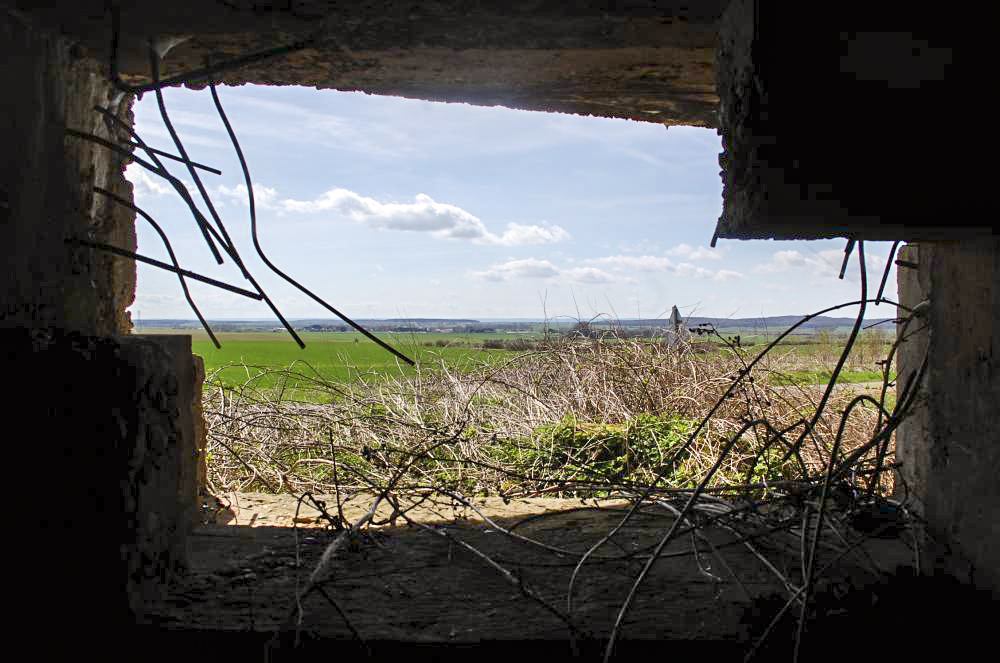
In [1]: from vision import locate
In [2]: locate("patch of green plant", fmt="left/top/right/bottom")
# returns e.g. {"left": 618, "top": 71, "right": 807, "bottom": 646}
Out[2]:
{"left": 364, "top": 403, "right": 391, "bottom": 419}
{"left": 485, "top": 434, "right": 537, "bottom": 468}
{"left": 527, "top": 414, "right": 700, "bottom": 491}
{"left": 741, "top": 441, "right": 799, "bottom": 486}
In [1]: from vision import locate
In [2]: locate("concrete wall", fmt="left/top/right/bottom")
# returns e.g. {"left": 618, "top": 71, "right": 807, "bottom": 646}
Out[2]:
{"left": 714, "top": 0, "right": 989, "bottom": 241}
{"left": 896, "top": 241, "right": 1000, "bottom": 595}
{"left": 1, "top": 8, "right": 135, "bottom": 335}
{"left": 714, "top": 2, "right": 999, "bottom": 593}
{"left": 6, "top": 329, "right": 198, "bottom": 631}
{"left": 1, "top": 8, "right": 204, "bottom": 628}
{"left": 193, "top": 354, "right": 208, "bottom": 494}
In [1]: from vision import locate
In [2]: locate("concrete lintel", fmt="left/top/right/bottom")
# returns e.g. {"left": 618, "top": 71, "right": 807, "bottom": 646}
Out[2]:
{"left": 8, "top": 0, "right": 727, "bottom": 127}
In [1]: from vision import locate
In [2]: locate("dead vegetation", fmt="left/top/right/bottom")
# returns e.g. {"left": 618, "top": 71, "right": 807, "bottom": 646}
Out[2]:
{"left": 197, "top": 242, "right": 932, "bottom": 661}
{"left": 203, "top": 333, "right": 895, "bottom": 500}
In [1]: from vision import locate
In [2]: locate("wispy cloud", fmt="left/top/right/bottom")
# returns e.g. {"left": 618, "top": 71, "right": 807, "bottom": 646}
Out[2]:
{"left": 674, "top": 263, "right": 714, "bottom": 279}
{"left": 495, "top": 222, "right": 570, "bottom": 246}
{"left": 211, "top": 93, "right": 425, "bottom": 158}
{"left": 754, "top": 249, "right": 813, "bottom": 273}
{"left": 127, "top": 164, "right": 173, "bottom": 198}
{"left": 475, "top": 254, "right": 737, "bottom": 284}
{"left": 217, "top": 184, "right": 569, "bottom": 246}
{"left": 543, "top": 113, "right": 667, "bottom": 165}
{"left": 473, "top": 259, "right": 618, "bottom": 284}
{"left": 712, "top": 269, "right": 743, "bottom": 282}
{"left": 125, "top": 163, "right": 200, "bottom": 201}
{"left": 584, "top": 254, "right": 741, "bottom": 281}
{"left": 589, "top": 255, "right": 673, "bottom": 271}
{"left": 562, "top": 266, "right": 617, "bottom": 283}
{"left": 474, "top": 258, "right": 561, "bottom": 281}
{"left": 666, "top": 243, "right": 723, "bottom": 260}
{"left": 130, "top": 122, "right": 230, "bottom": 150}
{"left": 753, "top": 247, "right": 889, "bottom": 282}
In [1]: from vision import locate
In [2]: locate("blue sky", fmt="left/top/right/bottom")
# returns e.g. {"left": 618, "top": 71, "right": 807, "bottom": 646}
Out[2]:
{"left": 126, "top": 85, "right": 896, "bottom": 321}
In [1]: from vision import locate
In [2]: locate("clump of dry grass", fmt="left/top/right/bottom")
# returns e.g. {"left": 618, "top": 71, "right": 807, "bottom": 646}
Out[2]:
{"left": 202, "top": 334, "right": 897, "bottom": 500}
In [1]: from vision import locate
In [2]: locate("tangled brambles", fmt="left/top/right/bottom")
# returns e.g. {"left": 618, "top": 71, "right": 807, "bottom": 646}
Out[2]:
{"left": 203, "top": 334, "right": 896, "bottom": 501}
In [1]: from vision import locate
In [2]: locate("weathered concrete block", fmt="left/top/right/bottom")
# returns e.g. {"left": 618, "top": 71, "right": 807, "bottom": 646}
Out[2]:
{"left": 122, "top": 335, "right": 202, "bottom": 548}
{"left": 896, "top": 240, "right": 1000, "bottom": 596}
{"left": 0, "top": 9, "right": 135, "bottom": 336}
{"left": 4, "top": 328, "right": 197, "bottom": 632}
{"left": 192, "top": 353, "right": 207, "bottom": 495}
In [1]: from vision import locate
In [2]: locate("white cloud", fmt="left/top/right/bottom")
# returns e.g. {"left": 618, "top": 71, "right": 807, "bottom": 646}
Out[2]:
{"left": 216, "top": 183, "right": 278, "bottom": 209}
{"left": 220, "top": 93, "right": 414, "bottom": 158}
{"left": 755, "top": 249, "right": 841, "bottom": 278}
{"left": 674, "top": 262, "right": 713, "bottom": 279}
{"left": 666, "top": 243, "right": 722, "bottom": 260}
{"left": 126, "top": 163, "right": 172, "bottom": 198}
{"left": 126, "top": 163, "right": 204, "bottom": 206}
{"left": 688, "top": 246, "right": 722, "bottom": 260}
{"left": 129, "top": 120, "right": 229, "bottom": 150}
{"left": 252, "top": 184, "right": 280, "bottom": 208}
{"left": 562, "top": 267, "right": 616, "bottom": 284}
{"left": 775, "top": 249, "right": 809, "bottom": 270}
{"left": 589, "top": 255, "right": 673, "bottom": 271}
{"left": 584, "top": 253, "right": 741, "bottom": 282}
{"left": 713, "top": 269, "right": 744, "bottom": 282}
{"left": 474, "top": 259, "right": 619, "bottom": 284}
{"left": 216, "top": 185, "right": 568, "bottom": 246}
{"left": 495, "top": 222, "right": 570, "bottom": 246}
{"left": 816, "top": 249, "right": 850, "bottom": 276}
{"left": 473, "top": 258, "right": 560, "bottom": 281}
{"left": 474, "top": 253, "right": 737, "bottom": 285}
{"left": 754, "top": 246, "right": 890, "bottom": 283}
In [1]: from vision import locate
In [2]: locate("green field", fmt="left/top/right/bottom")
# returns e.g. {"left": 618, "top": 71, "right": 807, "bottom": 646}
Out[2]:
{"left": 138, "top": 324, "right": 896, "bottom": 402}
{"left": 185, "top": 331, "right": 518, "bottom": 394}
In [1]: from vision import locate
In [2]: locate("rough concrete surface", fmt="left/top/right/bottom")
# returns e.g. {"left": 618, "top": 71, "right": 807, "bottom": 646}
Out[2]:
{"left": 897, "top": 240, "right": 1000, "bottom": 594}
{"left": 1, "top": 8, "right": 135, "bottom": 336}
{"left": 150, "top": 493, "right": 918, "bottom": 648}
{"left": 13, "top": 0, "right": 725, "bottom": 128}
{"left": 5, "top": 329, "right": 190, "bottom": 631}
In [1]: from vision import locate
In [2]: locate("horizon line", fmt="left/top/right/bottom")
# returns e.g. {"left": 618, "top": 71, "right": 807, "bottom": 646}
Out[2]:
{"left": 131, "top": 313, "right": 896, "bottom": 323}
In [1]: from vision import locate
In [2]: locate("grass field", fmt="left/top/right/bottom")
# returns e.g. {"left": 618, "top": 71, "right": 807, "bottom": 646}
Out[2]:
{"left": 183, "top": 331, "right": 517, "bottom": 395}
{"left": 200, "top": 330, "right": 902, "bottom": 498}
{"left": 138, "top": 325, "right": 896, "bottom": 403}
